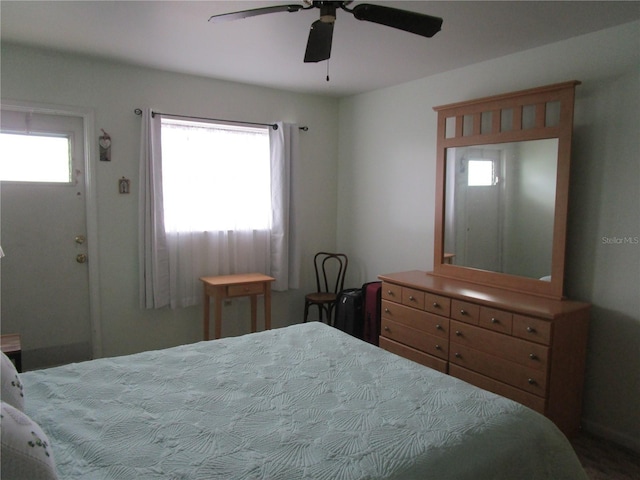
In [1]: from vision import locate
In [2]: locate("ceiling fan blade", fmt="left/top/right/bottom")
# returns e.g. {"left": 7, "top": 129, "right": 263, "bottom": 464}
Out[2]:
{"left": 208, "top": 4, "right": 305, "bottom": 23}
{"left": 351, "top": 3, "right": 443, "bottom": 38}
{"left": 304, "top": 20, "right": 334, "bottom": 63}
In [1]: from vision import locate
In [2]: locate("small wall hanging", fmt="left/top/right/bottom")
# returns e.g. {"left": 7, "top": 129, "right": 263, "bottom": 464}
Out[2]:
{"left": 99, "top": 129, "right": 111, "bottom": 162}
{"left": 119, "top": 177, "right": 130, "bottom": 194}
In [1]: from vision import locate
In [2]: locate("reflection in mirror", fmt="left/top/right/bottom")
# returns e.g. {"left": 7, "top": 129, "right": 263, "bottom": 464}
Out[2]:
{"left": 443, "top": 139, "right": 558, "bottom": 280}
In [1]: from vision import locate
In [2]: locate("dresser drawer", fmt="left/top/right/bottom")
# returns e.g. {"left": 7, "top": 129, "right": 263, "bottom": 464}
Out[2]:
{"left": 402, "top": 287, "right": 425, "bottom": 310}
{"left": 381, "top": 300, "right": 425, "bottom": 329}
{"left": 380, "top": 337, "right": 448, "bottom": 373}
{"left": 450, "top": 321, "right": 549, "bottom": 371}
{"left": 450, "top": 342, "right": 547, "bottom": 395}
{"left": 382, "top": 319, "right": 448, "bottom": 360}
{"left": 424, "top": 292, "right": 451, "bottom": 316}
{"left": 479, "top": 307, "right": 513, "bottom": 334}
{"left": 382, "top": 282, "right": 402, "bottom": 303}
{"left": 382, "top": 301, "right": 448, "bottom": 339}
{"left": 449, "top": 365, "right": 546, "bottom": 414}
{"left": 513, "top": 315, "right": 552, "bottom": 345}
{"left": 227, "top": 283, "right": 264, "bottom": 297}
{"left": 450, "top": 299, "right": 480, "bottom": 325}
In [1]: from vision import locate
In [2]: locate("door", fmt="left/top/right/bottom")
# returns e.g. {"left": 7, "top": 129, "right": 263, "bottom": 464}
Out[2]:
{"left": 464, "top": 182, "right": 501, "bottom": 271}
{"left": 1, "top": 108, "right": 92, "bottom": 369}
{"left": 454, "top": 152, "right": 504, "bottom": 272}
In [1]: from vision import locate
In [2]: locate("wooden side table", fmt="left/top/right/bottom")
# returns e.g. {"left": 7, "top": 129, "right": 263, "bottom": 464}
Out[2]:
{"left": 1, "top": 333, "right": 22, "bottom": 372}
{"left": 200, "top": 273, "right": 275, "bottom": 340}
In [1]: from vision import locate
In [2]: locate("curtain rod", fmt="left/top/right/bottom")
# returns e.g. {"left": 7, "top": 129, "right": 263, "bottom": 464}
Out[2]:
{"left": 134, "top": 108, "right": 308, "bottom": 131}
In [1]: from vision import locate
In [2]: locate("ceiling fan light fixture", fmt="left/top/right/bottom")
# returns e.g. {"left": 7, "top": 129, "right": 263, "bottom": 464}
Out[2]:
{"left": 319, "top": 14, "right": 336, "bottom": 23}
{"left": 319, "top": 3, "right": 337, "bottom": 23}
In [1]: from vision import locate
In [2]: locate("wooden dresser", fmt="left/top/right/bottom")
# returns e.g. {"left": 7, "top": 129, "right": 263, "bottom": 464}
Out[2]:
{"left": 378, "top": 270, "right": 590, "bottom": 437}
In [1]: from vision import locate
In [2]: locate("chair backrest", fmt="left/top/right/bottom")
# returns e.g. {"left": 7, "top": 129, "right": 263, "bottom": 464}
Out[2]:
{"left": 313, "top": 252, "right": 348, "bottom": 295}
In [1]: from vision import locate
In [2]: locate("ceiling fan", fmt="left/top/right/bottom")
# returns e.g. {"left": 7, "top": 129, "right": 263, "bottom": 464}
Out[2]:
{"left": 208, "top": 1, "right": 443, "bottom": 63}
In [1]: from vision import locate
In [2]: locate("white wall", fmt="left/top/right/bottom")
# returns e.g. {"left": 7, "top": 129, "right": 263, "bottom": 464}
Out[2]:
{"left": 1, "top": 43, "right": 340, "bottom": 359}
{"left": 337, "top": 21, "right": 640, "bottom": 450}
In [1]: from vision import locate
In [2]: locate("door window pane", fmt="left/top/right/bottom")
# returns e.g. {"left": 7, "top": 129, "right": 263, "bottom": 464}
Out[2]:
{"left": 468, "top": 159, "right": 495, "bottom": 186}
{"left": 0, "top": 133, "right": 71, "bottom": 183}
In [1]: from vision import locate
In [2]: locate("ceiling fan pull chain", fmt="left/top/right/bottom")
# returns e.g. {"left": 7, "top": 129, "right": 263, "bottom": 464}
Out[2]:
{"left": 326, "top": 59, "right": 330, "bottom": 82}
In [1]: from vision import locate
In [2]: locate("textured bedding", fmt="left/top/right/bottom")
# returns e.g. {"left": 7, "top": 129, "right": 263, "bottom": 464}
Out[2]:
{"left": 21, "top": 322, "right": 587, "bottom": 479}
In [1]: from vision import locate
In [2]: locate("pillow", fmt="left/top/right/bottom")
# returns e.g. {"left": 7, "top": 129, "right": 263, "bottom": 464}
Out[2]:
{"left": 0, "top": 401, "right": 58, "bottom": 480}
{"left": 1, "top": 352, "right": 24, "bottom": 411}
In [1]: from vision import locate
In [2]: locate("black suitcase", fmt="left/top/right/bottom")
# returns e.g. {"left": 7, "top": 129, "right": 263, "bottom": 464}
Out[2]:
{"left": 333, "top": 288, "right": 364, "bottom": 339}
{"left": 362, "top": 281, "right": 382, "bottom": 345}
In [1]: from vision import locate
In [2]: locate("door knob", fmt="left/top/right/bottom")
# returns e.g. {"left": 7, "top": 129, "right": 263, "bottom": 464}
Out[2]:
{"left": 76, "top": 254, "right": 87, "bottom": 264}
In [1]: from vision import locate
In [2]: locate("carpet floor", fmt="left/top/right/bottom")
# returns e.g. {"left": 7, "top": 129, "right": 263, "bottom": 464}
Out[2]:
{"left": 571, "top": 432, "right": 640, "bottom": 480}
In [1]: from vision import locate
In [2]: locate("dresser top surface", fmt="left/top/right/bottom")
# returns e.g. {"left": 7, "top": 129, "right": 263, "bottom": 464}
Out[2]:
{"left": 378, "top": 270, "right": 589, "bottom": 319}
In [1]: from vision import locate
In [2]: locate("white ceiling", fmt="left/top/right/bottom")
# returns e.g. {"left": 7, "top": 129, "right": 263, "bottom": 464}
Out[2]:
{"left": 2, "top": 1, "right": 639, "bottom": 97}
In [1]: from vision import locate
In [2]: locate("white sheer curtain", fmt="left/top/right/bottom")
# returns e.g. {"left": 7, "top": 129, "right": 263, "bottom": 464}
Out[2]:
{"left": 139, "top": 113, "right": 299, "bottom": 309}
{"left": 138, "top": 109, "right": 170, "bottom": 308}
{"left": 269, "top": 122, "right": 300, "bottom": 291}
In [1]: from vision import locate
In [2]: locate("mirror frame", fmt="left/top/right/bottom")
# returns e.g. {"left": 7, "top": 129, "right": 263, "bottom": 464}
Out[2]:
{"left": 432, "top": 81, "right": 580, "bottom": 300}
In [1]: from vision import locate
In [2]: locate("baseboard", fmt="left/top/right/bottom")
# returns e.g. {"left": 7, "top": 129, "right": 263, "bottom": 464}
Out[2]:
{"left": 23, "top": 342, "right": 92, "bottom": 371}
{"left": 582, "top": 419, "right": 640, "bottom": 454}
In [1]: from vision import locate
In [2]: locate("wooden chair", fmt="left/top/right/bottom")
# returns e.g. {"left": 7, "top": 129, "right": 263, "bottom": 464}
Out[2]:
{"left": 303, "top": 252, "right": 348, "bottom": 326}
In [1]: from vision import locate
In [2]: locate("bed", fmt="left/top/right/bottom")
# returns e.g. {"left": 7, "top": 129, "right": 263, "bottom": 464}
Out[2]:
{"left": 3, "top": 322, "right": 587, "bottom": 479}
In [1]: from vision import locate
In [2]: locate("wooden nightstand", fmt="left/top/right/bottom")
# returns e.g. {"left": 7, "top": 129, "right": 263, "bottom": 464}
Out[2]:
{"left": 200, "top": 273, "right": 276, "bottom": 340}
{"left": 1, "top": 334, "right": 22, "bottom": 372}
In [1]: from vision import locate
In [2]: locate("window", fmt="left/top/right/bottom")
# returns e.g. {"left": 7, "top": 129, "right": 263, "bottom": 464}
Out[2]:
{"left": 468, "top": 159, "right": 496, "bottom": 186}
{"left": 1, "top": 109, "right": 82, "bottom": 184}
{"left": 160, "top": 117, "right": 271, "bottom": 232}
{"left": 140, "top": 111, "right": 297, "bottom": 308}
{"left": 0, "top": 132, "right": 72, "bottom": 183}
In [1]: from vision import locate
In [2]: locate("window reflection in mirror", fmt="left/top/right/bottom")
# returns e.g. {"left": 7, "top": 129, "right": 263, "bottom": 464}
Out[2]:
{"left": 443, "top": 139, "right": 558, "bottom": 281}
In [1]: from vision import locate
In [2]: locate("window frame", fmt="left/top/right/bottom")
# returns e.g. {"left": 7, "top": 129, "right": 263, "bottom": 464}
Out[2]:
{"left": 0, "top": 109, "right": 82, "bottom": 187}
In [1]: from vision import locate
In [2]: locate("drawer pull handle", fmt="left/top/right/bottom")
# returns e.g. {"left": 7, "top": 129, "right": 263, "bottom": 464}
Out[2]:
{"left": 435, "top": 344, "right": 441, "bottom": 350}
{"left": 409, "top": 295, "right": 415, "bottom": 301}
{"left": 529, "top": 353, "right": 538, "bottom": 360}
{"left": 526, "top": 326, "right": 536, "bottom": 333}
{"left": 454, "top": 352, "right": 461, "bottom": 358}
{"left": 455, "top": 330, "right": 462, "bottom": 336}
{"left": 383, "top": 326, "right": 390, "bottom": 332}
{"left": 384, "top": 308, "right": 390, "bottom": 313}
{"left": 528, "top": 378, "right": 537, "bottom": 385}
{"left": 432, "top": 302, "right": 439, "bottom": 308}
{"left": 460, "top": 309, "right": 467, "bottom": 315}
{"left": 436, "top": 324, "right": 442, "bottom": 330}
{"left": 491, "top": 317, "right": 499, "bottom": 324}
{"left": 387, "top": 290, "right": 394, "bottom": 295}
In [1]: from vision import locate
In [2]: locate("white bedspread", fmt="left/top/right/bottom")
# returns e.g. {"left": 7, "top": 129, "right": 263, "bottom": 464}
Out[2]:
{"left": 22, "top": 322, "right": 587, "bottom": 479}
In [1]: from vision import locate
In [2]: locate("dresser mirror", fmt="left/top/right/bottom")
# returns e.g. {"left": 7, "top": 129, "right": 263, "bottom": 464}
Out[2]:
{"left": 433, "top": 81, "right": 580, "bottom": 299}
{"left": 444, "top": 138, "right": 559, "bottom": 280}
